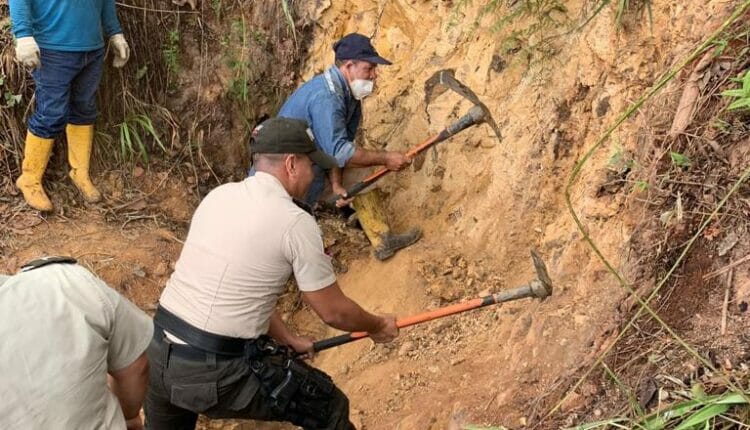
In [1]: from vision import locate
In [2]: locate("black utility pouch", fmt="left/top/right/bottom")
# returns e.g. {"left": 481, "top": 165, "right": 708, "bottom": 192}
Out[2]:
{"left": 249, "top": 354, "right": 335, "bottom": 416}
{"left": 249, "top": 354, "right": 294, "bottom": 413}
{"left": 287, "top": 358, "right": 334, "bottom": 399}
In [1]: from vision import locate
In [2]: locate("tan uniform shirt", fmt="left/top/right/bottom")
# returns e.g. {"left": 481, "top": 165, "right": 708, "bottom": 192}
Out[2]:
{"left": 159, "top": 172, "right": 336, "bottom": 340}
{"left": 0, "top": 263, "right": 153, "bottom": 430}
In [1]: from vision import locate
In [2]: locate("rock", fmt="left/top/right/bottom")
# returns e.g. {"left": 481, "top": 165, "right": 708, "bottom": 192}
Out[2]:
{"left": 133, "top": 166, "right": 145, "bottom": 178}
{"left": 717, "top": 231, "right": 739, "bottom": 256}
{"left": 350, "top": 410, "right": 364, "bottom": 429}
{"left": 428, "top": 281, "right": 458, "bottom": 301}
{"left": 560, "top": 391, "right": 585, "bottom": 412}
{"left": 153, "top": 261, "right": 169, "bottom": 276}
{"left": 132, "top": 266, "right": 146, "bottom": 278}
{"left": 398, "top": 341, "right": 415, "bottom": 357}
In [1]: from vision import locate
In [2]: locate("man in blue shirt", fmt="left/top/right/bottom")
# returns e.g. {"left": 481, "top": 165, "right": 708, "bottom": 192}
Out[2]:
{"left": 9, "top": 0, "right": 130, "bottom": 212}
{"left": 278, "top": 33, "right": 421, "bottom": 261}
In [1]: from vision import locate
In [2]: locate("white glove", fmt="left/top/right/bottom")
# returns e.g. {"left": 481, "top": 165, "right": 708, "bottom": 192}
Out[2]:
{"left": 15, "top": 37, "right": 40, "bottom": 70}
{"left": 109, "top": 34, "right": 130, "bottom": 68}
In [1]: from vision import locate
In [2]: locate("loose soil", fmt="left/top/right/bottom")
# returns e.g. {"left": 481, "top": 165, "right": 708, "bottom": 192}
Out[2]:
{"left": 2, "top": 1, "right": 749, "bottom": 429}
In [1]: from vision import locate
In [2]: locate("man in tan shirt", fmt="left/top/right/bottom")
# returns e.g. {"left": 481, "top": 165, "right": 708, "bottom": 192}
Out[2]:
{"left": 145, "top": 117, "right": 398, "bottom": 430}
{"left": 0, "top": 257, "right": 152, "bottom": 430}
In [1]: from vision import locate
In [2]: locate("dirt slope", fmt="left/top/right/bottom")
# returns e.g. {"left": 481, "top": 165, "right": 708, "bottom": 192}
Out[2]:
{"left": 284, "top": 1, "right": 744, "bottom": 428}
{"left": 1, "top": 1, "right": 747, "bottom": 429}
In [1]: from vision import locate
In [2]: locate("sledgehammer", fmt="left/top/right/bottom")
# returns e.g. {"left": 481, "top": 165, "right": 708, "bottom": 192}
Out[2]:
{"left": 308, "top": 250, "right": 553, "bottom": 354}
{"left": 325, "top": 105, "right": 486, "bottom": 206}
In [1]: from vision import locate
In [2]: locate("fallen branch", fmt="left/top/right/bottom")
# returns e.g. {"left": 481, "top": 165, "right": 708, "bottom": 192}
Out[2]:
{"left": 703, "top": 254, "right": 750, "bottom": 280}
{"left": 720, "top": 269, "right": 732, "bottom": 335}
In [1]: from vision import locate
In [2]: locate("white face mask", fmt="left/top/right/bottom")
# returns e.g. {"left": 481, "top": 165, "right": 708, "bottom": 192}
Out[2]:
{"left": 349, "top": 79, "right": 374, "bottom": 100}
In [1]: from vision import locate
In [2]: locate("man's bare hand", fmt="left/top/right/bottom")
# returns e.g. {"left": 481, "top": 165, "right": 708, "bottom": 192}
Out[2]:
{"left": 288, "top": 335, "right": 316, "bottom": 359}
{"left": 125, "top": 415, "right": 143, "bottom": 430}
{"left": 384, "top": 151, "right": 412, "bottom": 171}
{"left": 331, "top": 183, "right": 354, "bottom": 208}
{"left": 369, "top": 314, "right": 399, "bottom": 343}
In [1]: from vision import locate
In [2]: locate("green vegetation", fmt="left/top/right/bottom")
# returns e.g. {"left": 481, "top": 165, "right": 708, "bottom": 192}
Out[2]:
{"left": 568, "top": 390, "right": 750, "bottom": 430}
{"left": 611, "top": 0, "right": 653, "bottom": 28}
{"left": 118, "top": 114, "right": 166, "bottom": 163}
{"left": 162, "top": 29, "right": 181, "bottom": 90}
{"left": 448, "top": 0, "right": 654, "bottom": 66}
{"left": 211, "top": 0, "right": 222, "bottom": 20}
{"left": 669, "top": 151, "right": 691, "bottom": 168}
{"left": 0, "top": 75, "right": 21, "bottom": 108}
{"left": 581, "top": 0, "right": 653, "bottom": 30}
{"left": 227, "top": 18, "right": 251, "bottom": 103}
{"left": 721, "top": 69, "right": 750, "bottom": 111}
{"left": 280, "top": 0, "right": 298, "bottom": 46}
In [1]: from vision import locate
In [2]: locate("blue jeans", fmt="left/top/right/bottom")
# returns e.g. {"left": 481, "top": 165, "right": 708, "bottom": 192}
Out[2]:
{"left": 28, "top": 48, "right": 105, "bottom": 138}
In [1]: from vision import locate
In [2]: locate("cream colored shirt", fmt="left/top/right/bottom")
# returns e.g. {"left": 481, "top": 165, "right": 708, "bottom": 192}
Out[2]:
{"left": 0, "top": 263, "right": 153, "bottom": 430}
{"left": 159, "top": 172, "right": 336, "bottom": 340}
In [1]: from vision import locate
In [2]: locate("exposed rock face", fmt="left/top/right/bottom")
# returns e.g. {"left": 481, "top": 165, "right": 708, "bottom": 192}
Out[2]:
{"left": 285, "top": 1, "right": 740, "bottom": 428}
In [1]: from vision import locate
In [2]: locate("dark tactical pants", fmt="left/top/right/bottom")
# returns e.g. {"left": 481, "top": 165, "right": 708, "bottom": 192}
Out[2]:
{"left": 144, "top": 332, "right": 355, "bottom": 430}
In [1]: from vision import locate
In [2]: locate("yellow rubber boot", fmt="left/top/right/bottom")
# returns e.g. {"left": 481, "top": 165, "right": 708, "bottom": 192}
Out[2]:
{"left": 66, "top": 124, "right": 102, "bottom": 203}
{"left": 15, "top": 132, "right": 54, "bottom": 211}
{"left": 351, "top": 189, "right": 422, "bottom": 261}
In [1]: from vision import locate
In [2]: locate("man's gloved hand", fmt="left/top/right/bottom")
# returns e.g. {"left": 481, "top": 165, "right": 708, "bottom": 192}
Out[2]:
{"left": 15, "top": 37, "right": 40, "bottom": 70}
{"left": 109, "top": 34, "right": 130, "bottom": 68}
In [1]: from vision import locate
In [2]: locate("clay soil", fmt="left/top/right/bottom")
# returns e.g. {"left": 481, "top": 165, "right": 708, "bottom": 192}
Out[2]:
{"left": 2, "top": 1, "right": 750, "bottom": 429}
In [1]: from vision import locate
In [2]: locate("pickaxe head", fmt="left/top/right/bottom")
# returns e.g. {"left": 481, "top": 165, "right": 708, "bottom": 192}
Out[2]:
{"left": 529, "top": 249, "right": 553, "bottom": 300}
{"left": 424, "top": 69, "right": 502, "bottom": 142}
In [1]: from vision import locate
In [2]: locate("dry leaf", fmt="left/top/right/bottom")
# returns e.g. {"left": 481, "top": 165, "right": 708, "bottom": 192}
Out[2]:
{"left": 668, "top": 48, "right": 716, "bottom": 137}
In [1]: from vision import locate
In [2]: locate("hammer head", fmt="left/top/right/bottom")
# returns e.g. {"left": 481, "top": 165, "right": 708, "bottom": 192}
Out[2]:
{"left": 529, "top": 250, "right": 553, "bottom": 300}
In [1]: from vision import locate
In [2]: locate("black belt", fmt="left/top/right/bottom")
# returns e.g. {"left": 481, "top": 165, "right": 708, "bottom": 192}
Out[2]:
{"left": 153, "top": 328, "right": 239, "bottom": 362}
{"left": 153, "top": 305, "right": 254, "bottom": 356}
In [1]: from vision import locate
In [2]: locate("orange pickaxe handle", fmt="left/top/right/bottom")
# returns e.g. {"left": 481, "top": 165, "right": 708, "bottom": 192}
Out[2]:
{"left": 325, "top": 106, "right": 484, "bottom": 206}
{"left": 310, "top": 279, "right": 548, "bottom": 353}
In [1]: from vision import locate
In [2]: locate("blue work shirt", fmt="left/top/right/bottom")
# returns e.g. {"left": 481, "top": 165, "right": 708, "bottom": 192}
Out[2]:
{"left": 279, "top": 66, "right": 360, "bottom": 167}
{"left": 276, "top": 66, "right": 361, "bottom": 204}
{"left": 9, "top": 0, "right": 122, "bottom": 52}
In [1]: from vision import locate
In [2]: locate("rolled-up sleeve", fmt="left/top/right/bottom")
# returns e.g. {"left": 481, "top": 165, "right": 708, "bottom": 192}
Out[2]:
{"left": 308, "top": 94, "right": 356, "bottom": 168}
{"left": 283, "top": 214, "right": 336, "bottom": 292}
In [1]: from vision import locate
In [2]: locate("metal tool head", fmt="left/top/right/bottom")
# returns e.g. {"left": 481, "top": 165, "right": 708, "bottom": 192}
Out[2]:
{"left": 529, "top": 249, "right": 553, "bottom": 300}
{"left": 424, "top": 69, "right": 502, "bottom": 141}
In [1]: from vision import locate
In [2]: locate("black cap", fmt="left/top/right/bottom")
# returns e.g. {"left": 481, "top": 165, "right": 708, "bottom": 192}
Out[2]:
{"left": 251, "top": 118, "right": 337, "bottom": 169}
{"left": 333, "top": 33, "right": 392, "bottom": 65}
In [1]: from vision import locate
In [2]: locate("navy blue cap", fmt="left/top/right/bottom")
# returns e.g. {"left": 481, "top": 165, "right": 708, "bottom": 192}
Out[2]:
{"left": 333, "top": 33, "right": 392, "bottom": 65}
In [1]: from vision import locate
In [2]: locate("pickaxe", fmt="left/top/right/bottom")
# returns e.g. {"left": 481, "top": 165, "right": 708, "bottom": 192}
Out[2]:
{"left": 307, "top": 250, "right": 552, "bottom": 354}
{"left": 325, "top": 69, "right": 502, "bottom": 206}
